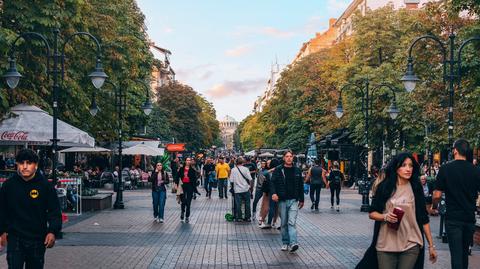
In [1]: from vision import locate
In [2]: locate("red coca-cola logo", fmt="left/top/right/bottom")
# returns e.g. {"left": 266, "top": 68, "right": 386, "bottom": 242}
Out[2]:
{"left": 1, "top": 131, "right": 29, "bottom": 141}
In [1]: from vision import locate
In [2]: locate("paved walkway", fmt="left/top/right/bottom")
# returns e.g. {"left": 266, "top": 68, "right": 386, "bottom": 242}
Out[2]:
{"left": 1, "top": 188, "right": 479, "bottom": 268}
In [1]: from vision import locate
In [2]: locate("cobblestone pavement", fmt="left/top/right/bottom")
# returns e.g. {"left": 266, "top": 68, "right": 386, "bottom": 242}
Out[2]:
{"left": 1, "top": 188, "right": 479, "bottom": 268}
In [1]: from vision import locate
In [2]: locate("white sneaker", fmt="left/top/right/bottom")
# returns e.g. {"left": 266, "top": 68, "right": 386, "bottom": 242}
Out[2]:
{"left": 259, "top": 223, "right": 271, "bottom": 229}
{"left": 290, "top": 244, "right": 299, "bottom": 253}
{"left": 159, "top": 218, "right": 164, "bottom": 223}
{"left": 281, "top": 244, "right": 289, "bottom": 251}
{"left": 336, "top": 206, "right": 340, "bottom": 212}
{"left": 154, "top": 217, "right": 158, "bottom": 222}
{"left": 155, "top": 218, "right": 160, "bottom": 223}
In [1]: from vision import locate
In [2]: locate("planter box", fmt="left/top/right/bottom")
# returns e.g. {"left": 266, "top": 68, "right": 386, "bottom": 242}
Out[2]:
{"left": 81, "top": 192, "right": 113, "bottom": 211}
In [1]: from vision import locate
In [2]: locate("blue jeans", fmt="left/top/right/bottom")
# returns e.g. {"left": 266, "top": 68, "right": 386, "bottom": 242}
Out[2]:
{"left": 204, "top": 174, "right": 214, "bottom": 197}
{"left": 279, "top": 199, "right": 299, "bottom": 245}
{"left": 152, "top": 189, "right": 167, "bottom": 219}
{"left": 267, "top": 196, "right": 277, "bottom": 225}
{"left": 7, "top": 235, "right": 46, "bottom": 269}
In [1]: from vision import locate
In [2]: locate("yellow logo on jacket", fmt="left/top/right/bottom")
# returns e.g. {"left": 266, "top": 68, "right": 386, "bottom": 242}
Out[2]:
{"left": 30, "top": 189, "right": 39, "bottom": 199}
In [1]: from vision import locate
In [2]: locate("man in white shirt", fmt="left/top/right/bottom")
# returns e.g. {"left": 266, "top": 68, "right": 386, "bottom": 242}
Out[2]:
{"left": 229, "top": 157, "right": 253, "bottom": 222}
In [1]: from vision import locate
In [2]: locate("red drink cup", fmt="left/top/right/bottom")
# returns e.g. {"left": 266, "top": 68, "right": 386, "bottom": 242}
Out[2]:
{"left": 388, "top": 207, "right": 405, "bottom": 231}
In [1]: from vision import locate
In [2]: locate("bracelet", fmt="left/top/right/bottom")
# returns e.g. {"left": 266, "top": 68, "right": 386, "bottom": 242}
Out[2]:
{"left": 429, "top": 245, "right": 435, "bottom": 248}
{"left": 383, "top": 214, "right": 387, "bottom": 222}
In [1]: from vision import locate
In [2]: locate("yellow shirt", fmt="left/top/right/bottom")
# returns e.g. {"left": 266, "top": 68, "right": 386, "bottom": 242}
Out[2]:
{"left": 215, "top": 163, "right": 230, "bottom": 179}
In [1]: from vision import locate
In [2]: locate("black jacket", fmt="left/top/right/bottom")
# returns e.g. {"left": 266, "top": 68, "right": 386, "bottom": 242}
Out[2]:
{"left": 0, "top": 172, "right": 62, "bottom": 240}
{"left": 149, "top": 170, "right": 169, "bottom": 192}
{"left": 176, "top": 166, "right": 199, "bottom": 186}
{"left": 356, "top": 182, "right": 429, "bottom": 269}
{"left": 270, "top": 165, "right": 304, "bottom": 202}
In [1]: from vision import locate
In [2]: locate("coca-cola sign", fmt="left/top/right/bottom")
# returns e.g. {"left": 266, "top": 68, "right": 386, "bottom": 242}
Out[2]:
{"left": 1, "top": 131, "right": 29, "bottom": 141}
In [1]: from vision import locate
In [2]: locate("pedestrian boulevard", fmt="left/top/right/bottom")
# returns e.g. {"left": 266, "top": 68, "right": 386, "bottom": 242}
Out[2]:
{"left": 1, "top": 189, "right": 479, "bottom": 268}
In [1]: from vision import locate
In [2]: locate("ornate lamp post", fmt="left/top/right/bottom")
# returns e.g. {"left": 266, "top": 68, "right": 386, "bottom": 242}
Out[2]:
{"left": 91, "top": 79, "right": 152, "bottom": 209}
{"left": 401, "top": 32, "right": 480, "bottom": 159}
{"left": 3, "top": 29, "right": 107, "bottom": 184}
{"left": 335, "top": 80, "right": 400, "bottom": 212}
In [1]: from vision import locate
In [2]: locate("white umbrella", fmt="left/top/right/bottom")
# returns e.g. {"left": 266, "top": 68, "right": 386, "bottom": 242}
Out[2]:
{"left": 59, "top": 146, "right": 111, "bottom": 153}
{"left": 244, "top": 150, "right": 256, "bottom": 156}
{"left": 258, "top": 152, "right": 274, "bottom": 158}
{"left": 0, "top": 104, "right": 95, "bottom": 147}
{"left": 122, "top": 143, "right": 164, "bottom": 156}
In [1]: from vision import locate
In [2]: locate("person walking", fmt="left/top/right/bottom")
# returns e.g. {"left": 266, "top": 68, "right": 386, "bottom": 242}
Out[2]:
{"left": 215, "top": 157, "right": 230, "bottom": 199}
{"left": 432, "top": 138, "right": 480, "bottom": 269}
{"left": 305, "top": 159, "right": 327, "bottom": 211}
{"left": 229, "top": 157, "right": 253, "bottom": 222}
{"left": 176, "top": 158, "right": 198, "bottom": 223}
{"left": 252, "top": 160, "right": 269, "bottom": 222}
{"left": 202, "top": 158, "right": 215, "bottom": 199}
{"left": 149, "top": 162, "right": 169, "bottom": 223}
{"left": 0, "top": 149, "right": 62, "bottom": 269}
{"left": 356, "top": 152, "right": 437, "bottom": 269}
{"left": 327, "top": 161, "right": 345, "bottom": 212}
{"left": 270, "top": 151, "right": 304, "bottom": 252}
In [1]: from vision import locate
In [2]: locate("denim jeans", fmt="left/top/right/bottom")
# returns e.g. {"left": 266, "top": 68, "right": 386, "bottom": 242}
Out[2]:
{"left": 267, "top": 196, "right": 278, "bottom": 225}
{"left": 7, "top": 234, "right": 46, "bottom": 269}
{"left": 252, "top": 189, "right": 263, "bottom": 214}
{"left": 218, "top": 179, "right": 228, "bottom": 198}
{"left": 278, "top": 199, "right": 299, "bottom": 245}
{"left": 204, "top": 175, "right": 213, "bottom": 197}
{"left": 234, "top": 191, "right": 251, "bottom": 220}
{"left": 445, "top": 220, "right": 476, "bottom": 269}
{"left": 152, "top": 189, "right": 167, "bottom": 219}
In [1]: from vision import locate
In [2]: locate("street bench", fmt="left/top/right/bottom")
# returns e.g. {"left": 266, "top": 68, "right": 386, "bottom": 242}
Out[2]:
{"left": 81, "top": 192, "right": 113, "bottom": 211}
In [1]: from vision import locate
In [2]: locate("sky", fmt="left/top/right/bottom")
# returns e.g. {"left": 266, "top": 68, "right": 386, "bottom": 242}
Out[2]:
{"left": 136, "top": 0, "right": 352, "bottom": 122}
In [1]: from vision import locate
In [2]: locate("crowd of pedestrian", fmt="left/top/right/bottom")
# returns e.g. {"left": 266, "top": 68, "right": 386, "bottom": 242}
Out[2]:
{"left": 1, "top": 137, "right": 479, "bottom": 268}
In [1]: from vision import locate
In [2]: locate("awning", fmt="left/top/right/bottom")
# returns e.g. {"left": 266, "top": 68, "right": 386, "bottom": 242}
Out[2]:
{"left": 59, "top": 146, "right": 111, "bottom": 153}
{"left": 0, "top": 104, "right": 95, "bottom": 147}
{"left": 122, "top": 143, "right": 164, "bottom": 156}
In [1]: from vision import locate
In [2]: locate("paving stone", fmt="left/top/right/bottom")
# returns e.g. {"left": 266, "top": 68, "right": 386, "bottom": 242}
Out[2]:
{"left": 0, "top": 188, "right": 478, "bottom": 268}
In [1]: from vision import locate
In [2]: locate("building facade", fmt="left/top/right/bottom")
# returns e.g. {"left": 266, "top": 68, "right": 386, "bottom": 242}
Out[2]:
{"left": 253, "top": 61, "right": 281, "bottom": 113}
{"left": 219, "top": 115, "right": 238, "bottom": 150}
{"left": 292, "top": 18, "right": 338, "bottom": 64}
{"left": 334, "top": 0, "right": 430, "bottom": 41}
{"left": 150, "top": 42, "right": 175, "bottom": 101}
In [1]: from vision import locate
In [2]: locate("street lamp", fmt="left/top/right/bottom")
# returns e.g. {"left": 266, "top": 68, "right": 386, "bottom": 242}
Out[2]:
{"left": 335, "top": 80, "right": 400, "bottom": 212}
{"left": 401, "top": 32, "right": 480, "bottom": 158}
{"left": 3, "top": 29, "right": 107, "bottom": 184}
{"left": 92, "top": 79, "right": 152, "bottom": 209}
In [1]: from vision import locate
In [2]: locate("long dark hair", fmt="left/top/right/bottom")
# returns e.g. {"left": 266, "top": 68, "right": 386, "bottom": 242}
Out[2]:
{"left": 375, "top": 152, "right": 422, "bottom": 202}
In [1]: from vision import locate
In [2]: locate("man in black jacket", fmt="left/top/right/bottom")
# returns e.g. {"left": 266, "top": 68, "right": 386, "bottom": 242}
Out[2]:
{"left": 270, "top": 150, "right": 304, "bottom": 253}
{"left": 0, "top": 149, "right": 62, "bottom": 269}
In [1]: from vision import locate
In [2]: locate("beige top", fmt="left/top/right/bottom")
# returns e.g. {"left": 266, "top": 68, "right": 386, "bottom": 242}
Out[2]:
{"left": 376, "top": 182, "right": 423, "bottom": 252}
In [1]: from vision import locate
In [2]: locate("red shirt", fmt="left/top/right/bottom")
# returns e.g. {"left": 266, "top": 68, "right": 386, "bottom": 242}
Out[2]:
{"left": 182, "top": 168, "right": 190, "bottom": 183}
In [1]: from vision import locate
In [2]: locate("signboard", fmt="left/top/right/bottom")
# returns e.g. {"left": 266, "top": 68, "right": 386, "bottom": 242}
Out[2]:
{"left": 166, "top": 143, "right": 186, "bottom": 152}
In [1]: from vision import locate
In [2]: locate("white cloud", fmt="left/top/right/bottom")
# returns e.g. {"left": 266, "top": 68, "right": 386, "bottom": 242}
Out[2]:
{"left": 163, "top": 26, "right": 174, "bottom": 33}
{"left": 205, "top": 78, "right": 265, "bottom": 98}
{"left": 225, "top": 45, "right": 253, "bottom": 57}
{"left": 260, "top": 27, "right": 295, "bottom": 38}
{"left": 231, "top": 26, "right": 296, "bottom": 39}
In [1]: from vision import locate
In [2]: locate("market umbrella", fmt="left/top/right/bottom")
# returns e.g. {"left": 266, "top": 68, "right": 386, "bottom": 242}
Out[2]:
{"left": 258, "top": 152, "right": 274, "bottom": 158}
{"left": 0, "top": 104, "right": 94, "bottom": 147}
{"left": 122, "top": 143, "right": 164, "bottom": 156}
{"left": 59, "top": 146, "right": 111, "bottom": 153}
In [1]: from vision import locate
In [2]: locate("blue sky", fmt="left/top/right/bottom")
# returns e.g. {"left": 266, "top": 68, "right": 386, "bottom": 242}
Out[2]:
{"left": 136, "top": 0, "right": 351, "bottom": 122}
